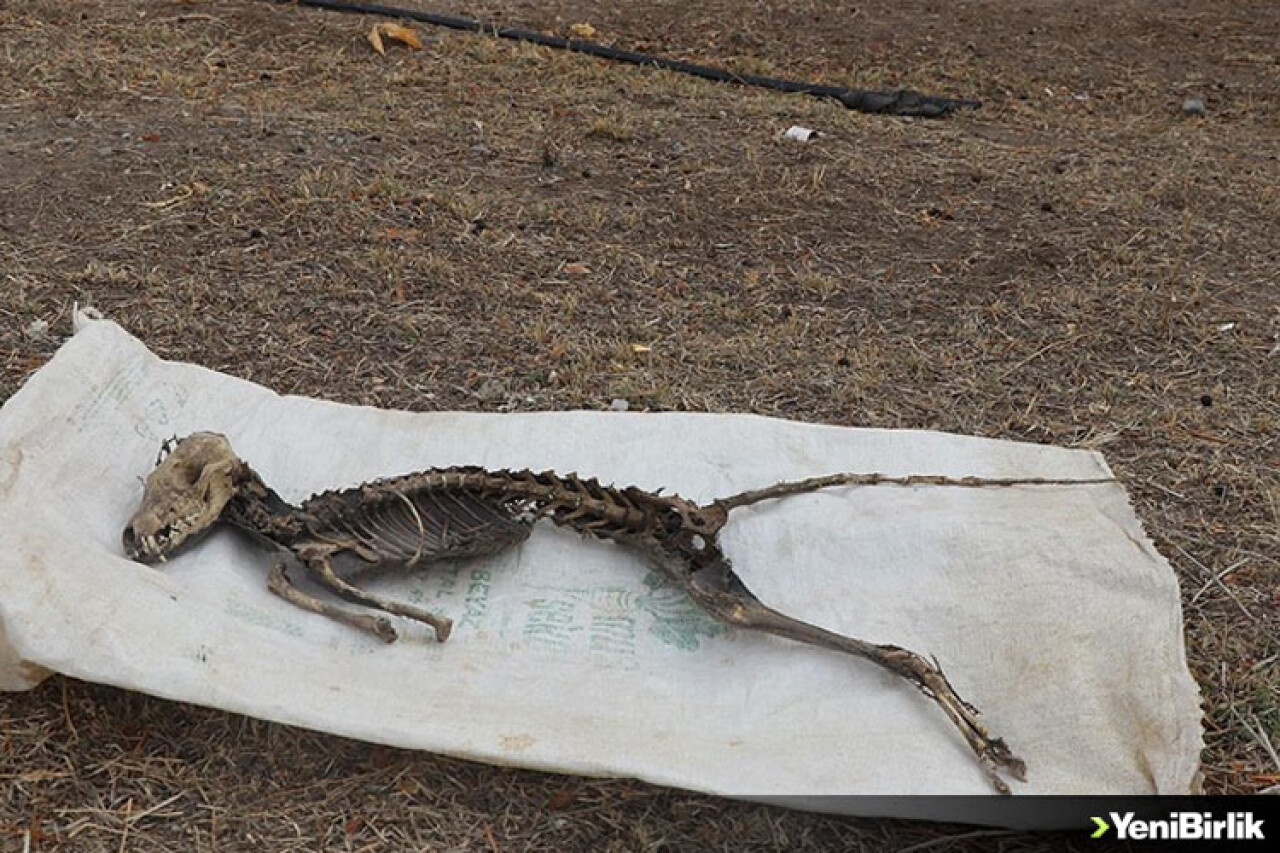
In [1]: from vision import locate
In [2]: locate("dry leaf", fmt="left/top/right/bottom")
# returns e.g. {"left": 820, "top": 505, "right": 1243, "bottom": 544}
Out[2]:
{"left": 376, "top": 226, "right": 418, "bottom": 243}
{"left": 568, "top": 22, "right": 597, "bottom": 39}
{"left": 368, "top": 23, "right": 423, "bottom": 56}
{"left": 381, "top": 23, "right": 423, "bottom": 50}
{"left": 547, "top": 788, "right": 576, "bottom": 810}
{"left": 564, "top": 262, "right": 591, "bottom": 275}
{"left": 630, "top": 343, "right": 652, "bottom": 354}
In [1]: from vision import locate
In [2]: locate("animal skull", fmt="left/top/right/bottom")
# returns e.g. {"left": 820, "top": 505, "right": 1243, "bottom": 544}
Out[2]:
{"left": 122, "top": 432, "right": 247, "bottom": 563}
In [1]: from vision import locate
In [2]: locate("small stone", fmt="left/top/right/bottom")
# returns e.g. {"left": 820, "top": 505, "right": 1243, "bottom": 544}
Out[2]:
{"left": 609, "top": 398, "right": 629, "bottom": 412}
{"left": 23, "top": 318, "right": 49, "bottom": 340}
{"left": 474, "top": 378, "right": 505, "bottom": 402}
{"left": 1181, "top": 97, "right": 1206, "bottom": 117}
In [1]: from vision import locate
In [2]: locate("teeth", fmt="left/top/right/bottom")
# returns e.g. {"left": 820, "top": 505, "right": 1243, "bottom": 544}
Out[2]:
{"left": 131, "top": 517, "right": 199, "bottom": 563}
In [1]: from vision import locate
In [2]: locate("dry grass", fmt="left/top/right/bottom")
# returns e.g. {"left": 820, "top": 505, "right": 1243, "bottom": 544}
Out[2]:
{"left": 1, "top": 0, "right": 1278, "bottom": 849}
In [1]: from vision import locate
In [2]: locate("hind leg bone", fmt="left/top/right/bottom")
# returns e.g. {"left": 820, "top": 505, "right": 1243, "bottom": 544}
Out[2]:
{"left": 685, "top": 563, "right": 1026, "bottom": 794}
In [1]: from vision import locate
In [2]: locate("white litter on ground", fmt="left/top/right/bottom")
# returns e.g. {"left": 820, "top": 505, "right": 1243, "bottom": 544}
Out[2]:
{"left": 782, "top": 125, "right": 820, "bottom": 142}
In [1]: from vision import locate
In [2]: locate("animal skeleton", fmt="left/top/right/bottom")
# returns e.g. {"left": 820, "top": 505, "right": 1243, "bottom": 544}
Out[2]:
{"left": 122, "top": 431, "right": 1112, "bottom": 793}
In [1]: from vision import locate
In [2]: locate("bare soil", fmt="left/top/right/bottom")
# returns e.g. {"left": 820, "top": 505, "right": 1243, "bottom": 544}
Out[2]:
{"left": 1, "top": 0, "right": 1277, "bottom": 849}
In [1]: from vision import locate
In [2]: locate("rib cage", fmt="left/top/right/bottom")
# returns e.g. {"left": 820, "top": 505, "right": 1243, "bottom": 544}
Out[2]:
{"left": 321, "top": 468, "right": 675, "bottom": 540}
{"left": 290, "top": 466, "right": 724, "bottom": 579}
{"left": 299, "top": 471, "right": 533, "bottom": 569}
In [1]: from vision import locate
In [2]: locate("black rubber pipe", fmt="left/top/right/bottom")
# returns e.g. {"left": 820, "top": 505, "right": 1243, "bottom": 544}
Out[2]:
{"left": 282, "top": 0, "right": 981, "bottom": 118}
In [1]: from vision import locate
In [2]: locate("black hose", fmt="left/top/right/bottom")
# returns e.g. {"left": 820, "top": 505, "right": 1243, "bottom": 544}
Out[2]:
{"left": 282, "top": 0, "right": 981, "bottom": 118}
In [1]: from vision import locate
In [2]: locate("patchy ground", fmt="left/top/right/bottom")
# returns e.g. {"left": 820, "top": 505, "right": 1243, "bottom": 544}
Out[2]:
{"left": 1, "top": 0, "right": 1277, "bottom": 849}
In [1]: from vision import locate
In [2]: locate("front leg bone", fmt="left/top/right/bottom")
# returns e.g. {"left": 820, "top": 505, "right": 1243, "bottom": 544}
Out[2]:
{"left": 296, "top": 546, "right": 453, "bottom": 642}
{"left": 267, "top": 562, "right": 398, "bottom": 643}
